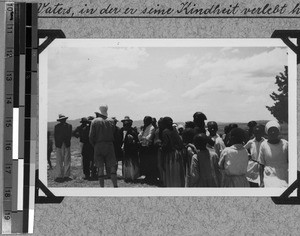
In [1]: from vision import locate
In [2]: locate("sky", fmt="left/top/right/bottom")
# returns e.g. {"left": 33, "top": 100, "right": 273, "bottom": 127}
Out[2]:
{"left": 46, "top": 39, "right": 288, "bottom": 123}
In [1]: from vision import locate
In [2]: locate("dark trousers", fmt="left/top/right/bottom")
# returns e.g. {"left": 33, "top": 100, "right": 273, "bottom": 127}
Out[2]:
{"left": 82, "top": 143, "right": 96, "bottom": 178}
{"left": 249, "top": 181, "right": 259, "bottom": 187}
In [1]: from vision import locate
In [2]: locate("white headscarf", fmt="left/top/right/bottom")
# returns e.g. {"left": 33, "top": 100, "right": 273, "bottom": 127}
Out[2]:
{"left": 265, "top": 120, "right": 281, "bottom": 134}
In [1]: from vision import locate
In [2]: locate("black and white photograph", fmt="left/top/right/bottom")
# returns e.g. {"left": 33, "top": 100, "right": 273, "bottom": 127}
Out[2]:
{"left": 39, "top": 39, "right": 297, "bottom": 196}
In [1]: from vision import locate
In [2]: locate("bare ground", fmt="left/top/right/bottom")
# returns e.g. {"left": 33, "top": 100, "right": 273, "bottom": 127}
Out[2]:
{"left": 47, "top": 145, "right": 158, "bottom": 188}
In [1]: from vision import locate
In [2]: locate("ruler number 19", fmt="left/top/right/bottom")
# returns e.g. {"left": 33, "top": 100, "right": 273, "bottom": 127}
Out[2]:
{"left": 4, "top": 211, "right": 11, "bottom": 221}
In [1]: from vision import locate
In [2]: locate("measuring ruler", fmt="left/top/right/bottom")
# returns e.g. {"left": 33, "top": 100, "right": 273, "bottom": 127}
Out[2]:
{"left": 2, "top": 2, "right": 38, "bottom": 234}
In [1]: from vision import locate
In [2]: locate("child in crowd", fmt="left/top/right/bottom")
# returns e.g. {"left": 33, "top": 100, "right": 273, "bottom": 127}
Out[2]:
{"left": 244, "top": 124, "right": 265, "bottom": 187}
{"left": 219, "top": 128, "right": 249, "bottom": 187}
{"left": 188, "top": 133, "right": 219, "bottom": 187}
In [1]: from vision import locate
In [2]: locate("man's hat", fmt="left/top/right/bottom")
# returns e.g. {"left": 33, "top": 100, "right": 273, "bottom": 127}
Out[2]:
{"left": 57, "top": 114, "right": 68, "bottom": 121}
{"left": 121, "top": 116, "right": 133, "bottom": 123}
{"left": 95, "top": 105, "right": 108, "bottom": 117}
{"left": 112, "top": 117, "right": 119, "bottom": 122}
{"left": 88, "top": 116, "right": 94, "bottom": 121}
{"left": 80, "top": 117, "right": 88, "bottom": 123}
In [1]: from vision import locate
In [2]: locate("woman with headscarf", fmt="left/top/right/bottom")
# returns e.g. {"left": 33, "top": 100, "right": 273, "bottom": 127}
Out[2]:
{"left": 138, "top": 116, "right": 156, "bottom": 183}
{"left": 153, "top": 118, "right": 165, "bottom": 186}
{"left": 161, "top": 116, "right": 185, "bottom": 187}
{"left": 182, "top": 122, "right": 197, "bottom": 187}
{"left": 218, "top": 128, "right": 249, "bottom": 187}
{"left": 120, "top": 116, "right": 140, "bottom": 182}
{"left": 258, "top": 121, "right": 288, "bottom": 187}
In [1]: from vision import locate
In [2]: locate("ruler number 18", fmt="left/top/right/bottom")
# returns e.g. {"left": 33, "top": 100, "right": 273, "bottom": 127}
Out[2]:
{"left": 4, "top": 189, "right": 11, "bottom": 199}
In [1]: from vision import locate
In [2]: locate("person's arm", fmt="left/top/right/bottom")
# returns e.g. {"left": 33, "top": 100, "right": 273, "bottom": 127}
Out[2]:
{"left": 257, "top": 144, "right": 265, "bottom": 187}
{"left": 69, "top": 124, "right": 73, "bottom": 141}
{"left": 89, "top": 121, "right": 95, "bottom": 146}
{"left": 218, "top": 149, "right": 226, "bottom": 170}
{"left": 259, "top": 164, "right": 265, "bottom": 187}
{"left": 244, "top": 140, "right": 251, "bottom": 150}
{"left": 188, "top": 154, "right": 200, "bottom": 187}
{"left": 54, "top": 125, "right": 58, "bottom": 148}
{"left": 145, "top": 126, "right": 155, "bottom": 143}
{"left": 215, "top": 139, "right": 224, "bottom": 158}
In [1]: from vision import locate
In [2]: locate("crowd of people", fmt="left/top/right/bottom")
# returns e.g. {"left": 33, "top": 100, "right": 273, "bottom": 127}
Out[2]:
{"left": 48, "top": 105, "right": 289, "bottom": 188}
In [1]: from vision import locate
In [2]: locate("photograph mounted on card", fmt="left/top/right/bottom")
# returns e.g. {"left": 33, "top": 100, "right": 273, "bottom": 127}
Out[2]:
{"left": 38, "top": 38, "right": 297, "bottom": 197}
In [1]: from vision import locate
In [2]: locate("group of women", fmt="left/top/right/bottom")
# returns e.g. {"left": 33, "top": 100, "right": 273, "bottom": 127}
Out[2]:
{"left": 119, "top": 112, "right": 289, "bottom": 188}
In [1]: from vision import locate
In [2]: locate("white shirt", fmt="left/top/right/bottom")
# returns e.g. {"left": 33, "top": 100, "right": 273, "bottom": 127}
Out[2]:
{"left": 138, "top": 124, "right": 155, "bottom": 147}
{"left": 207, "top": 134, "right": 226, "bottom": 158}
{"left": 244, "top": 138, "right": 265, "bottom": 184}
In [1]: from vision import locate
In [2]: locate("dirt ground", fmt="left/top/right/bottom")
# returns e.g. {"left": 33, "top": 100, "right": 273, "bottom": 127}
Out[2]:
{"left": 47, "top": 138, "right": 158, "bottom": 188}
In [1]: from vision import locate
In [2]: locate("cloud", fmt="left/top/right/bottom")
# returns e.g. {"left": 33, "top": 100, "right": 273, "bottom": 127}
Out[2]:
{"left": 220, "top": 47, "right": 239, "bottom": 54}
{"left": 191, "top": 48, "right": 287, "bottom": 78}
{"left": 129, "top": 88, "right": 169, "bottom": 103}
{"left": 165, "top": 54, "right": 197, "bottom": 69}
{"left": 181, "top": 74, "right": 275, "bottom": 100}
{"left": 48, "top": 47, "right": 149, "bottom": 85}
{"left": 181, "top": 48, "right": 287, "bottom": 100}
{"left": 231, "top": 49, "right": 240, "bottom": 53}
{"left": 123, "top": 81, "right": 140, "bottom": 88}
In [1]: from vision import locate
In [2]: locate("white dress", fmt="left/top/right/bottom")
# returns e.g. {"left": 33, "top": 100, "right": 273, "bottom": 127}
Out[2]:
{"left": 258, "top": 139, "right": 288, "bottom": 187}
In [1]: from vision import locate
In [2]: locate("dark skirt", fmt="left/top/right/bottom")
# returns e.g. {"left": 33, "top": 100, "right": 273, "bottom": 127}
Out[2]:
{"left": 122, "top": 152, "right": 139, "bottom": 180}
{"left": 164, "top": 149, "right": 185, "bottom": 187}
{"left": 139, "top": 146, "right": 158, "bottom": 179}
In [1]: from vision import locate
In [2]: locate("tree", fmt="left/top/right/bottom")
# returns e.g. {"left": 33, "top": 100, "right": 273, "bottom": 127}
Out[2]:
{"left": 266, "top": 66, "right": 288, "bottom": 123}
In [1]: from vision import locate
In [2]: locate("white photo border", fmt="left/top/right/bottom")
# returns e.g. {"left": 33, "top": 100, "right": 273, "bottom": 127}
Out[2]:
{"left": 39, "top": 38, "right": 297, "bottom": 197}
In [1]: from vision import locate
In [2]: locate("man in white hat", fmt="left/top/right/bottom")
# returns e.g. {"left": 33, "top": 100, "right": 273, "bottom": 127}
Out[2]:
{"left": 89, "top": 105, "right": 118, "bottom": 187}
{"left": 54, "top": 114, "right": 73, "bottom": 182}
